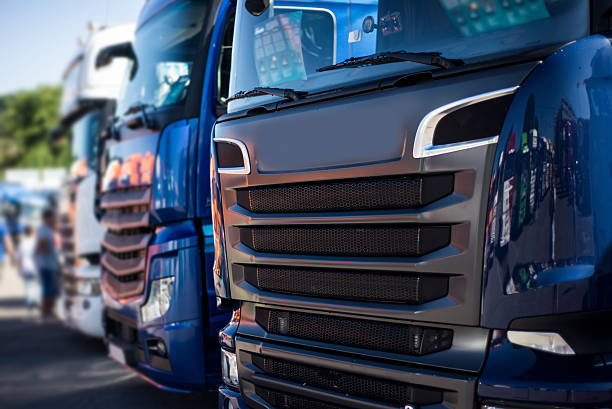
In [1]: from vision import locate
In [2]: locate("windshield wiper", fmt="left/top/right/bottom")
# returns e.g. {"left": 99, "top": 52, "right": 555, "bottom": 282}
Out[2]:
{"left": 226, "top": 87, "right": 308, "bottom": 103}
{"left": 317, "top": 51, "right": 463, "bottom": 72}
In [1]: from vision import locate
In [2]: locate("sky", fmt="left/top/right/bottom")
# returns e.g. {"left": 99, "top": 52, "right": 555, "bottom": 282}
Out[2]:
{"left": 0, "top": 0, "right": 144, "bottom": 95}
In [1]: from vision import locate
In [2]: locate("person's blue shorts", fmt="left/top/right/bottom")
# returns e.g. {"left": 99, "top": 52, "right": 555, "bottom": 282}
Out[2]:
{"left": 39, "top": 268, "right": 59, "bottom": 297}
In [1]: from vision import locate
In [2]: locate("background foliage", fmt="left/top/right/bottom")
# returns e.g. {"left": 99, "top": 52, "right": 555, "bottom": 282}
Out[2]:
{"left": 0, "top": 85, "right": 70, "bottom": 173}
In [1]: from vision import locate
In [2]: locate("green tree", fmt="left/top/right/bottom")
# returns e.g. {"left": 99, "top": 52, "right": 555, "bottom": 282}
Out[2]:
{"left": 0, "top": 85, "right": 71, "bottom": 172}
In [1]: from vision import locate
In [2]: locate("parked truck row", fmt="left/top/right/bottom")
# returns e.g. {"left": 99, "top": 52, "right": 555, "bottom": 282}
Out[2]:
{"left": 53, "top": 0, "right": 612, "bottom": 408}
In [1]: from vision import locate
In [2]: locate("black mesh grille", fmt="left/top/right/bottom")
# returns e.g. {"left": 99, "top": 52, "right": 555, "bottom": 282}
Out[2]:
{"left": 240, "top": 225, "right": 450, "bottom": 257}
{"left": 252, "top": 355, "right": 444, "bottom": 406}
{"left": 237, "top": 174, "right": 453, "bottom": 213}
{"left": 256, "top": 387, "right": 350, "bottom": 409}
{"left": 256, "top": 308, "right": 453, "bottom": 356}
{"left": 242, "top": 264, "right": 448, "bottom": 304}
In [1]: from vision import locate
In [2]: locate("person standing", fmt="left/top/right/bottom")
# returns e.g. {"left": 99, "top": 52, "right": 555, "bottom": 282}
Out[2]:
{"left": 0, "top": 218, "right": 16, "bottom": 282}
{"left": 35, "top": 209, "right": 60, "bottom": 322}
{"left": 17, "top": 225, "right": 38, "bottom": 310}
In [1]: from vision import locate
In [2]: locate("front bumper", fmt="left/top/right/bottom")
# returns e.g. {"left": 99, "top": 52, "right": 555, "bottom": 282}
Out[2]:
{"left": 64, "top": 294, "right": 104, "bottom": 338}
{"left": 218, "top": 386, "right": 249, "bottom": 409}
{"left": 105, "top": 311, "right": 218, "bottom": 392}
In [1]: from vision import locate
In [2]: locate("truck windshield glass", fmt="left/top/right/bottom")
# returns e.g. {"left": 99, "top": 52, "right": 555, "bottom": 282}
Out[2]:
{"left": 229, "top": 0, "right": 588, "bottom": 113}
{"left": 60, "top": 56, "right": 83, "bottom": 114}
{"left": 117, "top": 0, "right": 211, "bottom": 115}
{"left": 70, "top": 110, "right": 100, "bottom": 171}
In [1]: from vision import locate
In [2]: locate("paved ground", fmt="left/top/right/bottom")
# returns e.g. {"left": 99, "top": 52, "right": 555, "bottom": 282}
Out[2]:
{"left": 0, "top": 265, "right": 218, "bottom": 409}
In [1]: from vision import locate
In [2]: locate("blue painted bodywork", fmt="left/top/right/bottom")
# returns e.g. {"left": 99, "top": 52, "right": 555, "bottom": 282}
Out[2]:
{"left": 102, "top": 0, "right": 234, "bottom": 393}
{"left": 483, "top": 34, "right": 612, "bottom": 328}
{"left": 480, "top": 331, "right": 612, "bottom": 404}
{"left": 479, "top": 34, "right": 612, "bottom": 405}
{"left": 151, "top": 118, "right": 199, "bottom": 224}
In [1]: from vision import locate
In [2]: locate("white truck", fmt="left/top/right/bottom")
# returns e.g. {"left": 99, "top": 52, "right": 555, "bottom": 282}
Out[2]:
{"left": 55, "top": 23, "right": 134, "bottom": 337}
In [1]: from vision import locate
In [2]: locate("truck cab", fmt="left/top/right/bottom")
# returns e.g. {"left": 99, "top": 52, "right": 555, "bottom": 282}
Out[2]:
{"left": 55, "top": 23, "right": 134, "bottom": 338}
{"left": 99, "top": 0, "right": 235, "bottom": 392}
{"left": 214, "top": 1, "right": 612, "bottom": 408}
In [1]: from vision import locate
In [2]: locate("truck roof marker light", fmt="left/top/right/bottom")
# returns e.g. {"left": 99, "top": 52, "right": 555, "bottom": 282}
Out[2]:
{"left": 507, "top": 330, "right": 575, "bottom": 355}
{"left": 214, "top": 137, "right": 251, "bottom": 175}
{"left": 413, "top": 86, "right": 519, "bottom": 158}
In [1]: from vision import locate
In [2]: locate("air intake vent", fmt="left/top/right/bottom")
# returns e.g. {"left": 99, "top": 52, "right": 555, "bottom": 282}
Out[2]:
{"left": 214, "top": 137, "right": 250, "bottom": 174}
{"left": 242, "top": 264, "right": 448, "bottom": 304}
{"left": 433, "top": 93, "right": 514, "bottom": 146}
{"left": 237, "top": 174, "right": 453, "bottom": 213}
{"left": 240, "top": 225, "right": 450, "bottom": 257}
{"left": 256, "top": 387, "right": 350, "bottom": 409}
{"left": 252, "top": 354, "right": 444, "bottom": 406}
{"left": 256, "top": 308, "right": 453, "bottom": 355}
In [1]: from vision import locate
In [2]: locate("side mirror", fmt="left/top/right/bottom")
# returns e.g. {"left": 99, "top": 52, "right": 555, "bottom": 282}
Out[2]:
{"left": 245, "top": 0, "right": 269, "bottom": 16}
{"left": 95, "top": 42, "right": 135, "bottom": 68}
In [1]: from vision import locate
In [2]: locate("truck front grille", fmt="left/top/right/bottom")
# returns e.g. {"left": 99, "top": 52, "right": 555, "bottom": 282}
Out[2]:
{"left": 242, "top": 264, "right": 448, "bottom": 304}
{"left": 240, "top": 225, "right": 450, "bottom": 257}
{"left": 255, "top": 308, "right": 453, "bottom": 356}
{"left": 255, "top": 387, "right": 349, "bottom": 409}
{"left": 59, "top": 186, "right": 77, "bottom": 281}
{"left": 100, "top": 187, "right": 151, "bottom": 299}
{"left": 252, "top": 354, "right": 444, "bottom": 407}
{"left": 237, "top": 174, "right": 453, "bottom": 213}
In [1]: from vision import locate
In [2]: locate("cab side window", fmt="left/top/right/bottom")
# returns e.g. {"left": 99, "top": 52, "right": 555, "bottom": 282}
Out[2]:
{"left": 216, "top": 10, "right": 235, "bottom": 114}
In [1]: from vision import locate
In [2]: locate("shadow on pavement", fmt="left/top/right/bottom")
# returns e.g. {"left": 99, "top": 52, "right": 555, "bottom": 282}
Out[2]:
{"left": 0, "top": 305, "right": 218, "bottom": 409}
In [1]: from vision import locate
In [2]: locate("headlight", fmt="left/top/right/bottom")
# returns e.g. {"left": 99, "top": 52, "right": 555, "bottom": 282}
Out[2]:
{"left": 140, "top": 277, "right": 174, "bottom": 322}
{"left": 76, "top": 278, "right": 101, "bottom": 296}
{"left": 507, "top": 331, "right": 575, "bottom": 355}
{"left": 221, "top": 349, "right": 239, "bottom": 388}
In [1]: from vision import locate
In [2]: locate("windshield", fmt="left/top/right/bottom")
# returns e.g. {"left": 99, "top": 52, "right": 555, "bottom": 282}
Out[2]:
{"left": 117, "top": 0, "right": 212, "bottom": 116}
{"left": 70, "top": 110, "right": 101, "bottom": 172}
{"left": 229, "top": 0, "right": 589, "bottom": 113}
{"left": 60, "top": 56, "right": 83, "bottom": 114}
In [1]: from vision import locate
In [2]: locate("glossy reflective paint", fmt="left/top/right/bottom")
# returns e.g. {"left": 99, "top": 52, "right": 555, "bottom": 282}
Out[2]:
{"left": 103, "top": 224, "right": 218, "bottom": 391}
{"left": 479, "top": 330, "right": 612, "bottom": 404}
{"left": 101, "top": 133, "right": 158, "bottom": 192}
{"left": 151, "top": 118, "right": 198, "bottom": 224}
{"left": 197, "top": 0, "right": 234, "bottom": 219}
{"left": 483, "top": 35, "right": 612, "bottom": 328}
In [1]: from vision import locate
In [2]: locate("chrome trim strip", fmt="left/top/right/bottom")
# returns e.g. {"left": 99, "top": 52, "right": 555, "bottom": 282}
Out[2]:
{"left": 413, "top": 86, "right": 520, "bottom": 159}
{"left": 214, "top": 137, "right": 251, "bottom": 175}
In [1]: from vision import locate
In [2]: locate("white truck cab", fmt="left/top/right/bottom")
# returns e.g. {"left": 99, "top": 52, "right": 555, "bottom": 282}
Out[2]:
{"left": 56, "top": 23, "right": 134, "bottom": 338}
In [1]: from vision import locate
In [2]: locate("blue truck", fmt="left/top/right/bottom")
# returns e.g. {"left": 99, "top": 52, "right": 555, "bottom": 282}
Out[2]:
{"left": 213, "top": 0, "right": 612, "bottom": 408}
{"left": 98, "top": 0, "right": 235, "bottom": 392}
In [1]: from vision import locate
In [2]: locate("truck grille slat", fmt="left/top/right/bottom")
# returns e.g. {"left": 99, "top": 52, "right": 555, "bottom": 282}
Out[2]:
{"left": 102, "top": 231, "right": 151, "bottom": 253}
{"left": 100, "top": 186, "right": 151, "bottom": 299}
{"left": 100, "top": 187, "right": 151, "bottom": 209}
{"left": 100, "top": 211, "right": 149, "bottom": 230}
{"left": 252, "top": 355, "right": 444, "bottom": 406}
{"left": 241, "top": 225, "right": 450, "bottom": 257}
{"left": 101, "top": 252, "right": 145, "bottom": 276}
{"left": 243, "top": 264, "right": 448, "bottom": 304}
{"left": 237, "top": 174, "right": 453, "bottom": 213}
{"left": 256, "top": 308, "right": 453, "bottom": 356}
{"left": 102, "top": 270, "right": 145, "bottom": 299}
{"left": 255, "top": 386, "right": 350, "bottom": 409}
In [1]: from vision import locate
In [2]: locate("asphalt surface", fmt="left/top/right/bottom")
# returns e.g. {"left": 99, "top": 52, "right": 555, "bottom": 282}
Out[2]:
{"left": 0, "top": 267, "right": 218, "bottom": 409}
